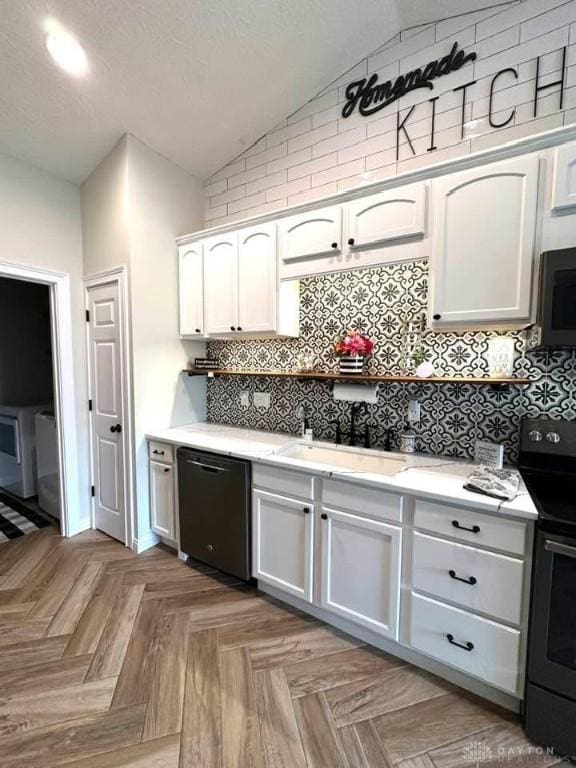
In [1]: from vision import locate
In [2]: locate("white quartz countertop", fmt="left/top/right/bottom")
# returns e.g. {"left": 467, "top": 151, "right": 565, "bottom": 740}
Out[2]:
{"left": 146, "top": 423, "right": 538, "bottom": 521}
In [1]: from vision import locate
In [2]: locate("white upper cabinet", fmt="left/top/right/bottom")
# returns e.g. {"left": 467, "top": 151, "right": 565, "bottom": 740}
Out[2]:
{"left": 238, "top": 224, "right": 277, "bottom": 333}
{"left": 279, "top": 206, "right": 343, "bottom": 271}
{"left": 178, "top": 243, "right": 204, "bottom": 338}
{"left": 203, "top": 232, "right": 239, "bottom": 334}
{"left": 551, "top": 142, "right": 576, "bottom": 212}
{"left": 429, "top": 154, "right": 539, "bottom": 328}
{"left": 346, "top": 182, "right": 427, "bottom": 249}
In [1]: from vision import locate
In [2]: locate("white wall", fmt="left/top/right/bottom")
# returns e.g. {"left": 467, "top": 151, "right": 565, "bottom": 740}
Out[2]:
{"left": 82, "top": 135, "right": 206, "bottom": 548}
{"left": 0, "top": 151, "right": 88, "bottom": 524}
{"left": 81, "top": 137, "right": 130, "bottom": 276}
{"left": 204, "top": 0, "right": 576, "bottom": 226}
{"left": 125, "top": 135, "right": 206, "bottom": 545}
{"left": 0, "top": 278, "right": 53, "bottom": 404}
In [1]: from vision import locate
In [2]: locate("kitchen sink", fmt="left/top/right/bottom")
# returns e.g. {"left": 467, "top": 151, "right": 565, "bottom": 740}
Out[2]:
{"left": 276, "top": 442, "right": 406, "bottom": 476}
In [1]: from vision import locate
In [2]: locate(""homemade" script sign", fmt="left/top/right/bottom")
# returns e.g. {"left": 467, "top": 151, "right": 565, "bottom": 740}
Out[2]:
{"left": 342, "top": 41, "right": 476, "bottom": 119}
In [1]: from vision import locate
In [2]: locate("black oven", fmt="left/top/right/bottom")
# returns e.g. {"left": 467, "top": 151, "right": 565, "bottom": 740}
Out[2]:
{"left": 521, "top": 418, "right": 576, "bottom": 759}
{"left": 537, "top": 248, "right": 576, "bottom": 347}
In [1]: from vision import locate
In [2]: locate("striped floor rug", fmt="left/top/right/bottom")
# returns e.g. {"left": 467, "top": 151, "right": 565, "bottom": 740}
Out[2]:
{"left": 0, "top": 491, "right": 51, "bottom": 542}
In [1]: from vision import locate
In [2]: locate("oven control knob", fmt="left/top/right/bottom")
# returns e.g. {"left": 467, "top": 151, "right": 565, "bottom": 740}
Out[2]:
{"left": 546, "top": 431, "right": 561, "bottom": 444}
{"left": 528, "top": 430, "right": 543, "bottom": 442}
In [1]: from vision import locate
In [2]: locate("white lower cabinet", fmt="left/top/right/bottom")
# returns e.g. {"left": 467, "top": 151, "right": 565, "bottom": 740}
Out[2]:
{"left": 410, "top": 592, "right": 521, "bottom": 695}
{"left": 320, "top": 507, "right": 401, "bottom": 639}
{"left": 412, "top": 532, "right": 524, "bottom": 625}
{"left": 252, "top": 489, "right": 314, "bottom": 602}
{"left": 149, "top": 459, "right": 175, "bottom": 540}
{"left": 251, "top": 463, "right": 530, "bottom": 702}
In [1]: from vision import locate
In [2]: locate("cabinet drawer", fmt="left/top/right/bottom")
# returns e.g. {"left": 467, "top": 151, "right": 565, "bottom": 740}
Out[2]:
{"left": 410, "top": 592, "right": 521, "bottom": 695}
{"left": 412, "top": 532, "right": 524, "bottom": 625}
{"left": 149, "top": 441, "right": 174, "bottom": 464}
{"left": 322, "top": 479, "right": 402, "bottom": 523}
{"left": 414, "top": 498, "right": 527, "bottom": 556}
{"left": 253, "top": 464, "right": 314, "bottom": 500}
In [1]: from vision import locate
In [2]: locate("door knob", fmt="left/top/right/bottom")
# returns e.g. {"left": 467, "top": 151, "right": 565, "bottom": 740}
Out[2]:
{"left": 110, "top": 424, "right": 122, "bottom": 434}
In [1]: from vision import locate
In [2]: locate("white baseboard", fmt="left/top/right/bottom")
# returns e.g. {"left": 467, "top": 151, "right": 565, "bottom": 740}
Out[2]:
{"left": 132, "top": 530, "right": 160, "bottom": 553}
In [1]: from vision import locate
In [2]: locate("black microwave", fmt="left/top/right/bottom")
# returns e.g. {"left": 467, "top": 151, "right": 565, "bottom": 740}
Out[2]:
{"left": 536, "top": 248, "right": 576, "bottom": 347}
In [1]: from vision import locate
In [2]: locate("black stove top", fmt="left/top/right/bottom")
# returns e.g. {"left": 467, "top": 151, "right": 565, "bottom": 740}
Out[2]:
{"left": 519, "top": 418, "right": 576, "bottom": 535}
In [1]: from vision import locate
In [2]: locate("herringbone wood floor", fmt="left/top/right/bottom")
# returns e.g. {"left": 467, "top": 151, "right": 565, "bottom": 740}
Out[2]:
{"left": 0, "top": 527, "right": 548, "bottom": 768}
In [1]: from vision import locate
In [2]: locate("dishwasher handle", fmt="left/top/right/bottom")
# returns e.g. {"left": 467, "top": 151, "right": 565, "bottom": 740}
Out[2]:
{"left": 186, "top": 458, "right": 230, "bottom": 473}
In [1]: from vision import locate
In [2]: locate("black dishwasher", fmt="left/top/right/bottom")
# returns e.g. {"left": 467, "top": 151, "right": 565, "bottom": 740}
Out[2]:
{"left": 177, "top": 448, "right": 251, "bottom": 580}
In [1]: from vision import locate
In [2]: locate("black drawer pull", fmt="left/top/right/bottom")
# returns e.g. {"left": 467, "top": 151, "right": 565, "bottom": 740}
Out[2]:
{"left": 452, "top": 520, "right": 480, "bottom": 534}
{"left": 331, "top": 242, "right": 338, "bottom": 249}
{"left": 303, "top": 507, "right": 310, "bottom": 514}
{"left": 321, "top": 513, "right": 328, "bottom": 520}
{"left": 433, "top": 313, "right": 442, "bottom": 320}
{"left": 163, "top": 467, "right": 170, "bottom": 473}
{"left": 152, "top": 449, "right": 164, "bottom": 456}
{"left": 348, "top": 237, "right": 355, "bottom": 246}
{"left": 449, "top": 570, "right": 477, "bottom": 586}
{"left": 447, "top": 633, "right": 474, "bottom": 652}
{"left": 230, "top": 326, "right": 236, "bottom": 331}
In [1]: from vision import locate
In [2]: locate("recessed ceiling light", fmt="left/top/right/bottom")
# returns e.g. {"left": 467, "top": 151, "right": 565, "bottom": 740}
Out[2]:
{"left": 44, "top": 19, "right": 88, "bottom": 77}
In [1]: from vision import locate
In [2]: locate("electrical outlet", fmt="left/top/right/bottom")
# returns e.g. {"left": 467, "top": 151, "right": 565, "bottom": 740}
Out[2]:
{"left": 254, "top": 392, "right": 271, "bottom": 409}
{"left": 408, "top": 399, "right": 421, "bottom": 423}
{"left": 240, "top": 391, "right": 250, "bottom": 408}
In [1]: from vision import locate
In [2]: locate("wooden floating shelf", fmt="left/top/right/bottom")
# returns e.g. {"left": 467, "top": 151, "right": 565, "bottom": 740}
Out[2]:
{"left": 182, "top": 369, "right": 531, "bottom": 386}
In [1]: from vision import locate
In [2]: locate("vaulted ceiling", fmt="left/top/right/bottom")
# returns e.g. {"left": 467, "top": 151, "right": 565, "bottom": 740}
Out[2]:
{"left": 0, "top": 0, "right": 514, "bottom": 183}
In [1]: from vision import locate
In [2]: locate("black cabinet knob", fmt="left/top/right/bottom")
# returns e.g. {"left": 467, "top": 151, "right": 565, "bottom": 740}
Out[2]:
{"left": 230, "top": 326, "right": 236, "bottom": 331}
{"left": 110, "top": 424, "right": 122, "bottom": 434}
{"left": 331, "top": 242, "right": 338, "bottom": 249}
{"left": 433, "top": 313, "right": 442, "bottom": 321}
{"left": 303, "top": 507, "right": 310, "bottom": 514}
{"left": 163, "top": 467, "right": 170, "bottom": 473}
{"left": 321, "top": 513, "right": 328, "bottom": 520}
{"left": 195, "top": 328, "right": 201, "bottom": 334}
{"left": 237, "top": 326, "right": 242, "bottom": 331}
{"left": 348, "top": 238, "right": 355, "bottom": 246}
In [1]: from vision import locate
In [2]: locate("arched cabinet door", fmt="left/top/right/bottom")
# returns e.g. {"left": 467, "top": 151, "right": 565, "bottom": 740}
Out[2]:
{"left": 178, "top": 243, "right": 204, "bottom": 338}
{"left": 552, "top": 142, "right": 576, "bottom": 212}
{"left": 238, "top": 224, "right": 277, "bottom": 333}
{"left": 203, "top": 232, "right": 238, "bottom": 334}
{"left": 346, "top": 182, "right": 427, "bottom": 249}
{"left": 429, "top": 154, "right": 539, "bottom": 328}
{"left": 278, "top": 206, "right": 343, "bottom": 277}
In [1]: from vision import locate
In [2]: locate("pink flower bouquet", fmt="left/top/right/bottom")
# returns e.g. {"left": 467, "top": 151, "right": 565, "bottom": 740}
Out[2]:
{"left": 334, "top": 329, "right": 375, "bottom": 358}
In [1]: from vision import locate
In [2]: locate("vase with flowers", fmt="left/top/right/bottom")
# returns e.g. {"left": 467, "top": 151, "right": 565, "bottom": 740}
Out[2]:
{"left": 334, "top": 329, "right": 375, "bottom": 374}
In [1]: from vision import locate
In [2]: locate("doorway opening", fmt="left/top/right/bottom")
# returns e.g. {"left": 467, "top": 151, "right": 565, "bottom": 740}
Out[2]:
{"left": 0, "top": 277, "right": 61, "bottom": 539}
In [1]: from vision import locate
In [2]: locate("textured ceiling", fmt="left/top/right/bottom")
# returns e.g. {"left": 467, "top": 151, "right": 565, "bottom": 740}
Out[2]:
{"left": 0, "top": 0, "right": 514, "bottom": 183}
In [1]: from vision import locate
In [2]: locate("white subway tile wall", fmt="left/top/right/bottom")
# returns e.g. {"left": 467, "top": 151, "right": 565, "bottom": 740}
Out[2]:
{"left": 204, "top": 0, "right": 576, "bottom": 228}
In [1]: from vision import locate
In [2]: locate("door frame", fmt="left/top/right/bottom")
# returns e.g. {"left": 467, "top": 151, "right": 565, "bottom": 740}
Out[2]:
{"left": 0, "top": 260, "right": 84, "bottom": 537}
{"left": 84, "top": 266, "right": 135, "bottom": 548}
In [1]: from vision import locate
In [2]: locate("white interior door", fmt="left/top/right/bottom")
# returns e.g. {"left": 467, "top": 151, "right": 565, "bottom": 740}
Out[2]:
{"left": 87, "top": 282, "right": 126, "bottom": 543}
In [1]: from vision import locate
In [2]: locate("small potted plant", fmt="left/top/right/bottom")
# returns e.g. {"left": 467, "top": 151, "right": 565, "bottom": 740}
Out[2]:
{"left": 334, "top": 329, "right": 375, "bottom": 374}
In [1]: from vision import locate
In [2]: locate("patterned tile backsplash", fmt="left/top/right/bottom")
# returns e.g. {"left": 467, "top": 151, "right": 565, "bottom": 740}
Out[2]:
{"left": 206, "top": 261, "right": 576, "bottom": 464}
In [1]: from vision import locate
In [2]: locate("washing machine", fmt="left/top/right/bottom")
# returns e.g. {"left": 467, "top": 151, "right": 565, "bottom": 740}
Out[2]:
{"left": 0, "top": 402, "right": 52, "bottom": 498}
{"left": 35, "top": 410, "right": 60, "bottom": 519}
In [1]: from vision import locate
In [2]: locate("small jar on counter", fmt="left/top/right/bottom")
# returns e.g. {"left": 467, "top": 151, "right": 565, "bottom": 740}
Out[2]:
{"left": 399, "top": 426, "right": 416, "bottom": 454}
